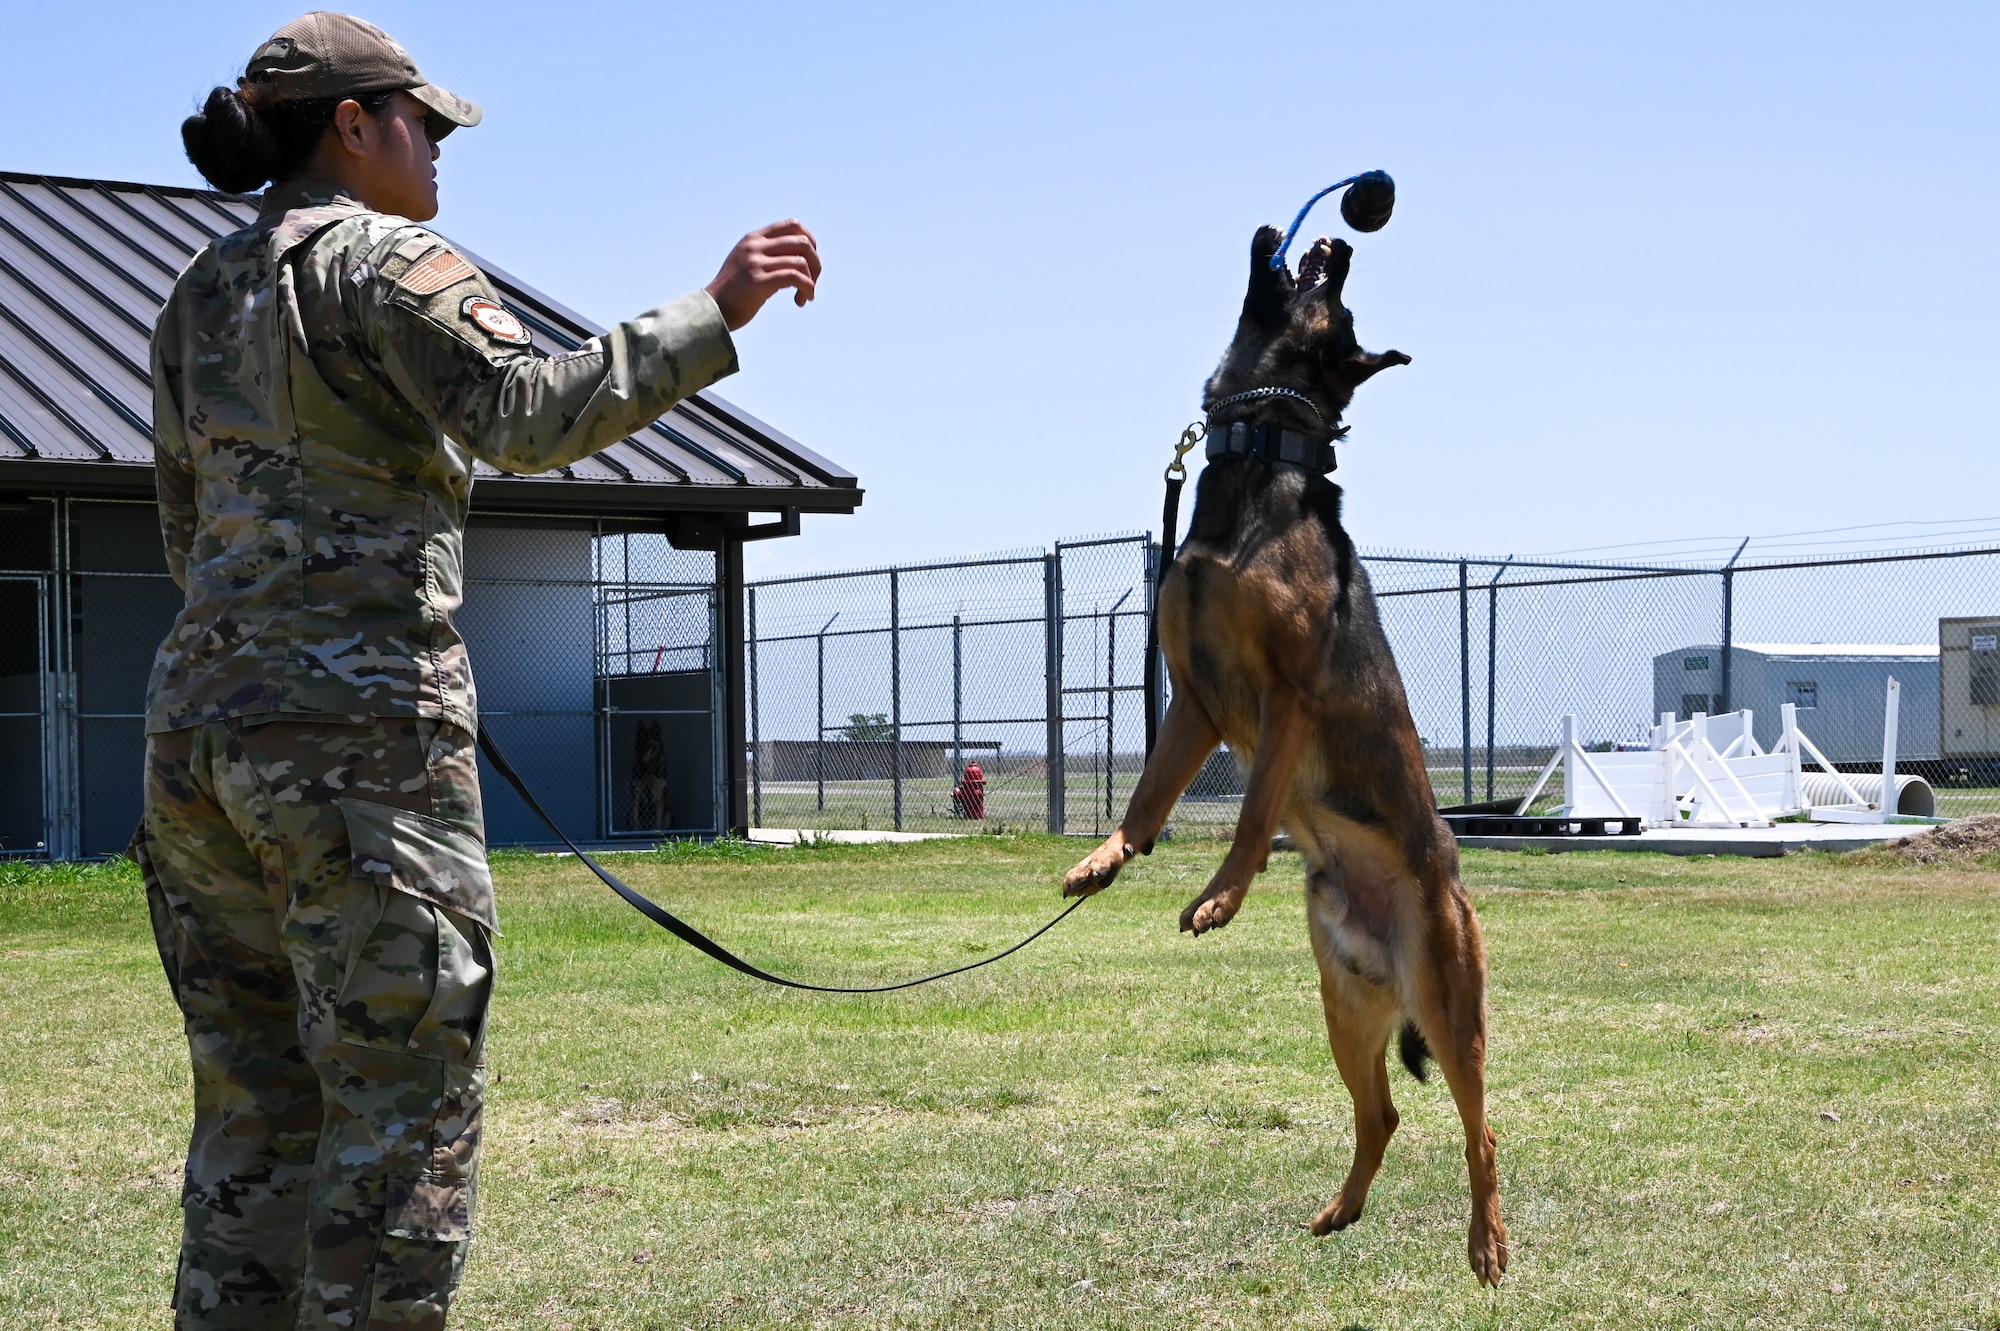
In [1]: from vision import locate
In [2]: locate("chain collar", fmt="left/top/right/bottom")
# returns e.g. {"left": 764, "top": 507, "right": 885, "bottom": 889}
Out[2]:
{"left": 1205, "top": 386, "right": 1335, "bottom": 437}
{"left": 1176, "top": 386, "right": 1349, "bottom": 480}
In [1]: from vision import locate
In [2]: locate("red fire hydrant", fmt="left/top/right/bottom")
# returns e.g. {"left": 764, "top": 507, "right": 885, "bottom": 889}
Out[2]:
{"left": 952, "top": 761, "right": 986, "bottom": 820}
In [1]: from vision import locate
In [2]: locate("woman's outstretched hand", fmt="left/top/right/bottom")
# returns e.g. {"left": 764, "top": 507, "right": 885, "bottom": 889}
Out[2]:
{"left": 705, "top": 220, "right": 821, "bottom": 330}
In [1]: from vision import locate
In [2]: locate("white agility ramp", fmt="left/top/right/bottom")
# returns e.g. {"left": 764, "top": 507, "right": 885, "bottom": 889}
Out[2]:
{"left": 1511, "top": 711, "right": 1788, "bottom": 827}
{"left": 1509, "top": 679, "right": 1933, "bottom": 829}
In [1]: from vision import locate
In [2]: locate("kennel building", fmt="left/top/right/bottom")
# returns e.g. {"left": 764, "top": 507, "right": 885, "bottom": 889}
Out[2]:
{"left": 0, "top": 171, "right": 861, "bottom": 858}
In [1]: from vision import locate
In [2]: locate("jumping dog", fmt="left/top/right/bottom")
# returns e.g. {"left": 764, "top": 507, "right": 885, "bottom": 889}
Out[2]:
{"left": 1063, "top": 226, "right": 1507, "bottom": 1285}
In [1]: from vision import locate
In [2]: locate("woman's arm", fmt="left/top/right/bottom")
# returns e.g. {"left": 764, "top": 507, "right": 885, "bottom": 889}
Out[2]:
{"left": 148, "top": 299, "right": 197, "bottom": 590}
{"left": 355, "top": 223, "right": 815, "bottom": 474}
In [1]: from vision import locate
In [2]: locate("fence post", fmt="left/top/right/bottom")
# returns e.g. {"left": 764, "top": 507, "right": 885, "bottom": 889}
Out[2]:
{"left": 47, "top": 500, "right": 79, "bottom": 859}
{"left": 1459, "top": 559, "right": 1472, "bottom": 805}
{"left": 1719, "top": 536, "right": 1748, "bottom": 714}
{"left": 952, "top": 613, "right": 963, "bottom": 780}
{"left": 1106, "top": 587, "right": 1131, "bottom": 821}
{"left": 1045, "top": 551, "right": 1065, "bottom": 833}
{"left": 722, "top": 536, "right": 749, "bottom": 838}
{"left": 749, "top": 586, "right": 761, "bottom": 829}
{"left": 1485, "top": 573, "right": 1496, "bottom": 801}
{"left": 1104, "top": 602, "right": 1115, "bottom": 822}
{"left": 1485, "top": 556, "right": 1512, "bottom": 801}
{"left": 816, "top": 613, "right": 836, "bottom": 813}
{"left": 1719, "top": 571, "right": 1732, "bottom": 713}
{"left": 891, "top": 568, "right": 903, "bottom": 832}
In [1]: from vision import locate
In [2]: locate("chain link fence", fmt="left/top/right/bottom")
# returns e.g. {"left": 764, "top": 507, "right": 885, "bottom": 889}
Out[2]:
{"left": 747, "top": 536, "right": 2000, "bottom": 834}
{"left": 469, "top": 523, "right": 723, "bottom": 846}
{"left": 8, "top": 505, "right": 1990, "bottom": 855}
{"left": 744, "top": 535, "right": 1157, "bottom": 836}
{"left": 1378, "top": 545, "right": 2000, "bottom": 821}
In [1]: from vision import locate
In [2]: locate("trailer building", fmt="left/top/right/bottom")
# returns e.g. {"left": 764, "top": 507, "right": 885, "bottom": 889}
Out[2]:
{"left": 1653, "top": 642, "right": 1939, "bottom": 764}
{"left": 1940, "top": 617, "right": 2000, "bottom": 781}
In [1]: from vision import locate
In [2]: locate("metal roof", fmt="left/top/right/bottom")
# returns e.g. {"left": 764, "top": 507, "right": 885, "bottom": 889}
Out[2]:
{"left": 0, "top": 170, "right": 860, "bottom": 516}
{"left": 1734, "top": 643, "right": 1938, "bottom": 659}
{"left": 1661, "top": 643, "right": 1939, "bottom": 660}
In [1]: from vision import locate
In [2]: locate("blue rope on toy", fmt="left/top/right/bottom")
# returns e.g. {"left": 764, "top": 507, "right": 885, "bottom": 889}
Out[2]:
{"left": 1267, "top": 170, "right": 1396, "bottom": 270}
{"left": 1269, "top": 177, "right": 1361, "bottom": 271}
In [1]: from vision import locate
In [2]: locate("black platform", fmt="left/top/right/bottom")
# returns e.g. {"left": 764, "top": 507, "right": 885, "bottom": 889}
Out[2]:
{"left": 1439, "top": 812, "right": 1643, "bottom": 837}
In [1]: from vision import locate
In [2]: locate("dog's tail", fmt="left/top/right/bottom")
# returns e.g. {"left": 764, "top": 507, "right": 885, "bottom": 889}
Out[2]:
{"left": 1398, "top": 1022, "right": 1432, "bottom": 1082}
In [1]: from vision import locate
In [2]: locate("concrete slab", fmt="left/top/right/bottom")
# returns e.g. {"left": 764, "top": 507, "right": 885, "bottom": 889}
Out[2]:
{"left": 747, "top": 827, "right": 964, "bottom": 845}
{"left": 1456, "top": 823, "right": 1922, "bottom": 857}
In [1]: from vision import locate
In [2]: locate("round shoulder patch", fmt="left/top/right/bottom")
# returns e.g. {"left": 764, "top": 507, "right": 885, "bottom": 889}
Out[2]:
{"left": 460, "top": 295, "right": 532, "bottom": 347}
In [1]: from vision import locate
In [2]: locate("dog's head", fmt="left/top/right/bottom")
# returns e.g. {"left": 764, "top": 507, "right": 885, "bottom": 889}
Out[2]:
{"left": 1203, "top": 227, "right": 1409, "bottom": 432}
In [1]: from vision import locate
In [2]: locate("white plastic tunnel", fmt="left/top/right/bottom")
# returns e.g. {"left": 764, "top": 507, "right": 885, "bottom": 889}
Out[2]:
{"left": 1800, "top": 772, "right": 1937, "bottom": 818}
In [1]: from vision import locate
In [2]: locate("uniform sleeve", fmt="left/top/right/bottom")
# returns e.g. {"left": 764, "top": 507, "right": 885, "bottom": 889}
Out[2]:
{"left": 350, "top": 229, "right": 737, "bottom": 474}
{"left": 149, "top": 297, "right": 196, "bottom": 590}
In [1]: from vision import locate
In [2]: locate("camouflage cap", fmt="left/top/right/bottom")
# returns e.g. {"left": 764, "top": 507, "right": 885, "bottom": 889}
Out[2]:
{"left": 244, "top": 12, "right": 481, "bottom": 135}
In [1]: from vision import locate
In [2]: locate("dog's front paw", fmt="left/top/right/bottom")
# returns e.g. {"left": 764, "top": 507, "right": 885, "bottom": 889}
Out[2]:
{"left": 1178, "top": 883, "right": 1247, "bottom": 935}
{"left": 1309, "top": 1191, "right": 1365, "bottom": 1235}
{"left": 1063, "top": 837, "right": 1132, "bottom": 897}
{"left": 1468, "top": 1210, "right": 1509, "bottom": 1286}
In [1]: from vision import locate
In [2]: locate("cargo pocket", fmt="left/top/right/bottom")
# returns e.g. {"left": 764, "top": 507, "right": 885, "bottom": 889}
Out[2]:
{"left": 336, "top": 798, "right": 498, "bottom": 1066}
{"left": 384, "top": 1151, "right": 479, "bottom": 1243}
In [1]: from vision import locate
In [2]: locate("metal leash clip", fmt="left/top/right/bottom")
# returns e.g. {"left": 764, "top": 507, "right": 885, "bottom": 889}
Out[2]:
{"left": 1166, "top": 422, "right": 1204, "bottom": 483}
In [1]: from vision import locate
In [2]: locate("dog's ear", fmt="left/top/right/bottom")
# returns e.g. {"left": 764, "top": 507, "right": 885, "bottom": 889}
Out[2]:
{"left": 1242, "top": 225, "right": 1294, "bottom": 332}
{"left": 1345, "top": 347, "right": 1411, "bottom": 383}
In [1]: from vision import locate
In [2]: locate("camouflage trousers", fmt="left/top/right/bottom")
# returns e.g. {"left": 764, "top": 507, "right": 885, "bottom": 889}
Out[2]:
{"left": 136, "top": 715, "right": 497, "bottom": 1330}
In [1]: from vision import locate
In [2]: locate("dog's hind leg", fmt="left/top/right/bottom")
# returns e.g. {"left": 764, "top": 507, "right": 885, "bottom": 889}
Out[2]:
{"left": 1409, "top": 897, "right": 1509, "bottom": 1286}
{"left": 1064, "top": 693, "right": 1221, "bottom": 896}
{"left": 1308, "top": 972, "right": 1400, "bottom": 1235}
{"left": 1179, "top": 685, "right": 1311, "bottom": 934}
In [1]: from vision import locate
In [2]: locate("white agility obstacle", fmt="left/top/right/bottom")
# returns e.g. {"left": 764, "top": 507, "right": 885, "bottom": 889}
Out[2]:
{"left": 1510, "top": 677, "right": 1931, "bottom": 828}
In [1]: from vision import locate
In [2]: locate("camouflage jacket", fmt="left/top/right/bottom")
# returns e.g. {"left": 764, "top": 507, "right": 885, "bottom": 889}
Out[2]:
{"left": 147, "top": 180, "right": 736, "bottom": 734}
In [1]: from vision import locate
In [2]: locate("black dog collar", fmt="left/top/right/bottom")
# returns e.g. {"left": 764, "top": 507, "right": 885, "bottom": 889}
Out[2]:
{"left": 1205, "top": 419, "right": 1341, "bottom": 473}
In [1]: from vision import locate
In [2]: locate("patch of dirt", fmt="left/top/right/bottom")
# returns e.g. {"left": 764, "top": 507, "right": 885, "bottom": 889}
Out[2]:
{"left": 1862, "top": 814, "right": 2000, "bottom": 865}
{"left": 557, "top": 1099, "right": 695, "bottom": 1141}
{"left": 570, "top": 1096, "right": 629, "bottom": 1125}
{"left": 548, "top": 1096, "right": 925, "bottom": 1147}
{"left": 950, "top": 1187, "right": 1093, "bottom": 1223}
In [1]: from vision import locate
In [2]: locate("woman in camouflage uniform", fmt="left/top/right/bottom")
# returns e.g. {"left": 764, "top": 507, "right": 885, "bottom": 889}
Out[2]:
{"left": 141, "top": 14, "right": 819, "bottom": 1328}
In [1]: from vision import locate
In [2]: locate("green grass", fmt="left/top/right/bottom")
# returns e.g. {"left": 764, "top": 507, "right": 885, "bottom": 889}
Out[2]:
{"left": 3, "top": 838, "right": 1999, "bottom": 1328}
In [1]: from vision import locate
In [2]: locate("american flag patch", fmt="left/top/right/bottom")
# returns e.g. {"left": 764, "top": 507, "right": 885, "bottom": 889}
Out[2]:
{"left": 397, "top": 248, "right": 476, "bottom": 295}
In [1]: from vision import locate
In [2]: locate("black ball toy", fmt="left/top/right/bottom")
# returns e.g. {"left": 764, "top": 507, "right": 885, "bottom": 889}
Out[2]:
{"left": 1269, "top": 170, "right": 1397, "bottom": 270}
{"left": 1338, "top": 170, "right": 1396, "bottom": 233}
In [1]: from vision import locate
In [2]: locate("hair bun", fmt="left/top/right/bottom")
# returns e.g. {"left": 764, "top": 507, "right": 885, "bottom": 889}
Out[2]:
{"left": 181, "top": 86, "right": 280, "bottom": 194}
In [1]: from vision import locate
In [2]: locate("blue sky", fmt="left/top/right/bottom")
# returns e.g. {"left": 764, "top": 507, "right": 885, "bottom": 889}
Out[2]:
{"left": 9, "top": 1, "right": 1996, "bottom": 576}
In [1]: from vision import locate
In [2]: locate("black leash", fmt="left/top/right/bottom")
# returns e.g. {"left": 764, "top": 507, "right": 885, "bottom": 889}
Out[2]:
{"left": 1144, "top": 424, "right": 1203, "bottom": 757}
{"left": 475, "top": 726, "right": 1087, "bottom": 993}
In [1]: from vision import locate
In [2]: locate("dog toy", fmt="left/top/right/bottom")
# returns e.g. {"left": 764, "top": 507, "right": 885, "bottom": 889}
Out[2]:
{"left": 1268, "top": 170, "right": 1395, "bottom": 270}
